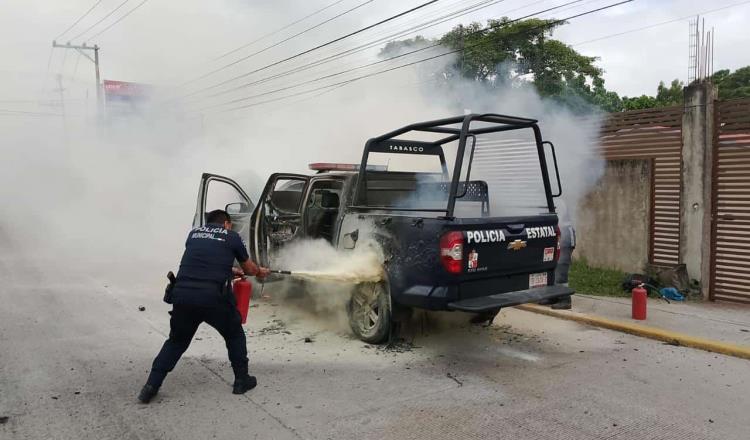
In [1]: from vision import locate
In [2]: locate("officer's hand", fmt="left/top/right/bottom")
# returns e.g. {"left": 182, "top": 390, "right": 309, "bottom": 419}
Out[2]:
{"left": 232, "top": 267, "right": 245, "bottom": 278}
{"left": 256, "top": 267, "right": 270, "bottom": 280}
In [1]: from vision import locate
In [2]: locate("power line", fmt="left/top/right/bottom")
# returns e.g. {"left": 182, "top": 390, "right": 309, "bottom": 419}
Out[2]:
{"left": 214, "top": 0, "right": 634, "bottom": 114}
{"left": 572, "top": 0, "right": 750, "bottom": 47}
{"left": 214, "top": 0, "right": 350, "bottom": 61}
{"left": 177, "top": 0, "right": 440, "bottom": 99}
{"left": 182, "top": 0, "right": 377, "bottom": 86}
{"left": 54, "top": 0, "right": 105, "bottom": 40}
{"left": 87, "top": 0, "right": 152, "bottom": 41}
{"left": 70, "top": 0, "right": 130, "bottom": 41}
{"left": 0, "top": 109, "right": 64, "bottom": 117}
{"left": 191, "top": 0, "right": 556, "bottom": 103}
{"left": 193, "top": 0, "right": 583, "bottom": 107}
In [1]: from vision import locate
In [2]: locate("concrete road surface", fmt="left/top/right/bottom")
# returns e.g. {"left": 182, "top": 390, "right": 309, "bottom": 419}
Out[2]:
{"left": 1, "top": 254, "right": 748, "bottom": 440}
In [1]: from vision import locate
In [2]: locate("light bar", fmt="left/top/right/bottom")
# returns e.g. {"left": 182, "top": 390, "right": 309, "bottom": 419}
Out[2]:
{"left": 308, "top": 163, "right": 388, "bottom": 172}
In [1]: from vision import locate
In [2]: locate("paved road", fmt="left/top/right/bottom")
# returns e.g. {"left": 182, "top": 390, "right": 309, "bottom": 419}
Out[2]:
{"left": 1, "top": 255, "right": 748, "bottom": 440}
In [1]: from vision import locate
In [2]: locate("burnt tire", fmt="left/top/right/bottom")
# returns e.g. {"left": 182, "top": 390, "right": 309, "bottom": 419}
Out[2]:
{"left": 348, "top": 282, "right": 391, "bottom": 344}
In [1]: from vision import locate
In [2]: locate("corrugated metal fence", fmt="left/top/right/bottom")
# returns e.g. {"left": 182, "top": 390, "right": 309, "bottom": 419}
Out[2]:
{"left": 596, "top": 98, "right": 750, "bottom": 303}
{"left": 710, "top": 98, "right": 750, "bottom": 303}
{"left": 598, "top": 106, "right": 683, "bottom": 266}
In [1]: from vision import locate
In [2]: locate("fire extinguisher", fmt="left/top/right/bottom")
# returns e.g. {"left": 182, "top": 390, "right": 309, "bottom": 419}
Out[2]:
{"left": 233, "top": 278, "right": 253, "bottom": 324}
{"left": 632, "top": 283, "right": 647, "bottom": 320}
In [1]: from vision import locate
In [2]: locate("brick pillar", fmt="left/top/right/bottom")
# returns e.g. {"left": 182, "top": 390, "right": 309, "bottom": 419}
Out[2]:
{"left": 680, "top": 82, "right": 717, "bottom": 299}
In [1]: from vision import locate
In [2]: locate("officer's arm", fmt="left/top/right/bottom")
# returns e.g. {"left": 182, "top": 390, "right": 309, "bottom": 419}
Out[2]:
{"left": 240, "top": 259, "right": 260, "bottom": 276}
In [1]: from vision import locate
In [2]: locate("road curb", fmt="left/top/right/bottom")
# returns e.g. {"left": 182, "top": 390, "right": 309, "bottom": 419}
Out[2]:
{"left": 515, "top": 304, "right": 750, "bottom": 361}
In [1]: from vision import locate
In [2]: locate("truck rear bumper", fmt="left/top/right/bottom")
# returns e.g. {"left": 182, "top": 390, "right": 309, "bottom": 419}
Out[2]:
{"left": 446, "top": 285, "right": 574, "bottom": 312}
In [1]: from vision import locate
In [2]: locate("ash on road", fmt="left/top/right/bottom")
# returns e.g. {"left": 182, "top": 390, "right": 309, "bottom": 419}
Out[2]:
{"left": 0, "top": 255, "right": 747, "bottom": 440}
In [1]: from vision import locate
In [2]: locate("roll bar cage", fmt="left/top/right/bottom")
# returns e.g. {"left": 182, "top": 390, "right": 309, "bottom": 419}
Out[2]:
{"left": 353, "top": 113, "right": 560, "bottom": 218}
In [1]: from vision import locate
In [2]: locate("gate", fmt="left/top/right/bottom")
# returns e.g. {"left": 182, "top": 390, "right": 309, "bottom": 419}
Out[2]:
{"left": 710, "top": 98, "right": 750, "bottom": 303}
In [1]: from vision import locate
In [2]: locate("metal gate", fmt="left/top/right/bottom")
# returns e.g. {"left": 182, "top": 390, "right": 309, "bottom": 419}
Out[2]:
{"left": 710, "top": 98, "right": 750, "bottom": 303}
{"left": 599, "top": 106, "right": 683, "bottom": 266}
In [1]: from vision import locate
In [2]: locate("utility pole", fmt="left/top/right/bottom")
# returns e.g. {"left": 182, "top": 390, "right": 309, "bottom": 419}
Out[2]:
{"left": 52, "top": 41, "right": 101, "bottom": 113}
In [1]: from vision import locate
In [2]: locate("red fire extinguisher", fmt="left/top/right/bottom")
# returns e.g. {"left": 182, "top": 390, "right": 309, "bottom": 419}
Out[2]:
{"left": 632, "top": 283, "right": 647, "bottom": 320}
{"left": 233, "top": 278, "right": 253, "bottom": 324}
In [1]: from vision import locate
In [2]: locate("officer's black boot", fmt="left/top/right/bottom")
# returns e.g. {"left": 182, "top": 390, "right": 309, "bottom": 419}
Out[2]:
{"left": 138, "top": 384, "right": 159, "bottom": 404}
{"left": 232, "top": 374, "right": 257, "bottom": 394}
{"left": 551, "top": 295, "right": 572, "bottom": 310}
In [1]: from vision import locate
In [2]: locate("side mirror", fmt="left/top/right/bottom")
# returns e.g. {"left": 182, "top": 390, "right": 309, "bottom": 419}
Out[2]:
{"left": 342, "top": 229, "right": 359, "bottom": 250}
{"left": 226, "top": 202, "right": 251, "bottom": 214}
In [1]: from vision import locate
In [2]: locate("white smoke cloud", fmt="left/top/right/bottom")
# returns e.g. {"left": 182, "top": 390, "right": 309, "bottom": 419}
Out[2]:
{"left": 0, "top": 1, "right": 603, "bottom": 291}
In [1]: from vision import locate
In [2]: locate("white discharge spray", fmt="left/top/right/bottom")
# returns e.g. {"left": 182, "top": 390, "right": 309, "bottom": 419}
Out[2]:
{"left": 272, "top": 238, "right": 385, "bottom": 284}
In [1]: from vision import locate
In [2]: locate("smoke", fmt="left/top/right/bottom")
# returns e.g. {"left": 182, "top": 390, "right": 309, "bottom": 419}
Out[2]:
{"left": 0, "top": 1, "right": 603, "bottom": 297}
{"left": 274, "top": 238, "right": 385, "bottom": 284}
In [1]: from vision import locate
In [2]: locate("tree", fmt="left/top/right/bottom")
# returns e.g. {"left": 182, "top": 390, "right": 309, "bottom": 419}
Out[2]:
{"left": 380, "top": 18, "right": 619, "bottom": 113}
{"left": 712, "top": 67, "right": 750, "bottom": 100}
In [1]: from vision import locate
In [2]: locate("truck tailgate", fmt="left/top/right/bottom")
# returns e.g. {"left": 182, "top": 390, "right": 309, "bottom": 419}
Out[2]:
{"left": 459, "top": 219, "right": 558, "bottom": 277}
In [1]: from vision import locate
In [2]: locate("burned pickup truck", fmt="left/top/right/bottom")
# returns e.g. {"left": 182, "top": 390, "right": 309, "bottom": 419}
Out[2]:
{"left": 193, "top": 114, "right": 573, "bottom": 343}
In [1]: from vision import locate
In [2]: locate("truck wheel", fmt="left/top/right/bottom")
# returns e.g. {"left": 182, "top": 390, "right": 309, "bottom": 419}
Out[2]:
{"left": 349, "top": 282, "right": 391, "bottom": 344}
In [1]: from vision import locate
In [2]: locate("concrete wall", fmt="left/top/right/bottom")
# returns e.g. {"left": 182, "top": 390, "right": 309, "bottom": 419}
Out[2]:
{"left": 575, "top": 159, "right": 651, "bottom": 273}
{"left": 681, "top": 82, "right": 718, "bottom": 298}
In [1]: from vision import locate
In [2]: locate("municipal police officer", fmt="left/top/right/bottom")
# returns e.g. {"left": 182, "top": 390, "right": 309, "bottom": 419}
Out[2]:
{"left": 138, "top": 209, "right": 270, "bottom": 404}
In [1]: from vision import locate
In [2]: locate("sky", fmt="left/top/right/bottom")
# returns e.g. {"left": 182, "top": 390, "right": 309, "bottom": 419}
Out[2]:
{"left": 1, "top": 0, "right": 748, "bottom": 105}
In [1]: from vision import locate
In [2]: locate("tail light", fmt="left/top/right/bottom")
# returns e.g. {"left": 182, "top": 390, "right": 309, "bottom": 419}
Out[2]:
{"left": 440, "top": 231, "right": 464, "bottom": 274}
{"left": 554, "top": 225, "right": 561, "bottom": 261}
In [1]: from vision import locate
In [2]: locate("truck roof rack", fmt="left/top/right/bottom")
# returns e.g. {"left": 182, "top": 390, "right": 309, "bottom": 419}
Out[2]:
{"left": 370, "top": 113, "right": 539, "bottom": 145}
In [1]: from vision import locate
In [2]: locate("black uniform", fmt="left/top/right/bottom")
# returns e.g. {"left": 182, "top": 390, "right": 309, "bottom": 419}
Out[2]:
{"left": 145, "top": 224, "right": 250, "bottom": 389}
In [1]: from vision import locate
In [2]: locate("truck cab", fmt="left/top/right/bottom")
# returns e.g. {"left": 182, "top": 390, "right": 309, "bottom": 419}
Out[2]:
{"left": 192, "top": 113, "right": 573, "bottom": 343}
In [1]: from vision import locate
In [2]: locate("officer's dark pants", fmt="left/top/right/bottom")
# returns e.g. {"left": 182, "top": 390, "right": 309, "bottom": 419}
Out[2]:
{"left": 146, "top": 304, "right": 248, "bottom": 388}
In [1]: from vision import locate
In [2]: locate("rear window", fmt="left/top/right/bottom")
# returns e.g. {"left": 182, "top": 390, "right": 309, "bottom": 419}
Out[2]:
{"left": 359, "top": 126, "right": 549, "bottom": 217}
{"left": 456, "top": 128, "right": 548, "bottom": 217}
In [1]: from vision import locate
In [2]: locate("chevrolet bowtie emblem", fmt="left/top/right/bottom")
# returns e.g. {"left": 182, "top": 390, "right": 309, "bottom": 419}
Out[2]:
{"left": 507, "top": 239, "right": 527, "bottom": 251}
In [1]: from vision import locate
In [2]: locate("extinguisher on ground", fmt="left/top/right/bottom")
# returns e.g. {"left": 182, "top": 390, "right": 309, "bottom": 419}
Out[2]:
{"left": 631, "top": 283, "right": 647, "bottom": 320}
{"left": 233, "top": 278, "right": 253, "bottom": 324}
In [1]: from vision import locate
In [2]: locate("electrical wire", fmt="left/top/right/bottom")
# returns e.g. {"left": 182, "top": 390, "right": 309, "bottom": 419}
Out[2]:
{"left": 189, "top": 0, "right": 552, "bottom": 103}
{"left": 54, "top": 0, "right": 105, "bottom": 40}
{"left": 572, "top": 0, "right": 750, "bottom": 47}
{"left": 182, "top": 0, "right": 377, "bottom": 86}
{"left": 214, "top": 0, "right": 350, "bottom": 61}
{"left": 70, "top": 0, "right": 130, "bottom": 41}
{"left": 177, "top": 0, "right": 440, "bottom": 99}
{"left": 177, "top": 0, "right": 494, "bottom": 96}
{"left": 86, "top": 0, "right": 152, "bottom": 41}
{"left": 213, "top": 0, "right": 634, "bottom": 114}
{"left": 192, "top": 0, "right": 584, "bottom": 107}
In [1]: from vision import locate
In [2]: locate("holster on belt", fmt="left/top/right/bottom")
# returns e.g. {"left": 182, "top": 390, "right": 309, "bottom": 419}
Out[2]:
{"left": 163, "top": 271, "right": 177, "bottom": 304}
{"left": 223, "top": 278, "right": 236, "bottom": 306}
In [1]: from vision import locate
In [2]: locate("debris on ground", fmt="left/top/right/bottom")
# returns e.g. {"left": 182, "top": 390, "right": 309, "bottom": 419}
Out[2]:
{"left": 0, "top": 416, "right": 8, "bottom": 424}
{"left": 304, "top": 337, "right": 313, "bottom": 343}
{"left": 446, "top": 372, "right": 463, "bottom": 386}
{"left": 377, "top": 338, "right": 417, "bottom": 353}
{"left": 138, "top": 306, "right": 145, "bottom": 311}
{"left": 255, "top": 319, "right": 287, "bottom": 336}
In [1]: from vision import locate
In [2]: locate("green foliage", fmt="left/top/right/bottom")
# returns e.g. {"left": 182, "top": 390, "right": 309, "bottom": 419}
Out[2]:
{"left": 378, "top": 18, "right": 750, "bottom": 113}
{"left": 438, "top": 18, "right": 607, "bottom": 112}
{"left": 569, "top": 259, "right": 629, "bottom": 297}
{"left": 712, "top": 67, "right": 750, "bottom": 100}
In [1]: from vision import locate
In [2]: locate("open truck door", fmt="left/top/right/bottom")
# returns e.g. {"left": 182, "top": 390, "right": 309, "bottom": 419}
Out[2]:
{"left": 252, "top": 173, "right": 310, "bottom": 267}
{"left": 193, "top": 173, "right": 255, "bottom": 254}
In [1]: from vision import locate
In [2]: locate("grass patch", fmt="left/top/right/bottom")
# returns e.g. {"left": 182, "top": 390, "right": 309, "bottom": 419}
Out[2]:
{"left": 569, "top": 259, "right": 629, "bottom": 297}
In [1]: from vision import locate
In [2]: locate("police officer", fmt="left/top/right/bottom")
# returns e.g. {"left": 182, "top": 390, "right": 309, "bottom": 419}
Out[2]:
{"left": 138, "top": 209, "right": 270, "bottom": 404}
